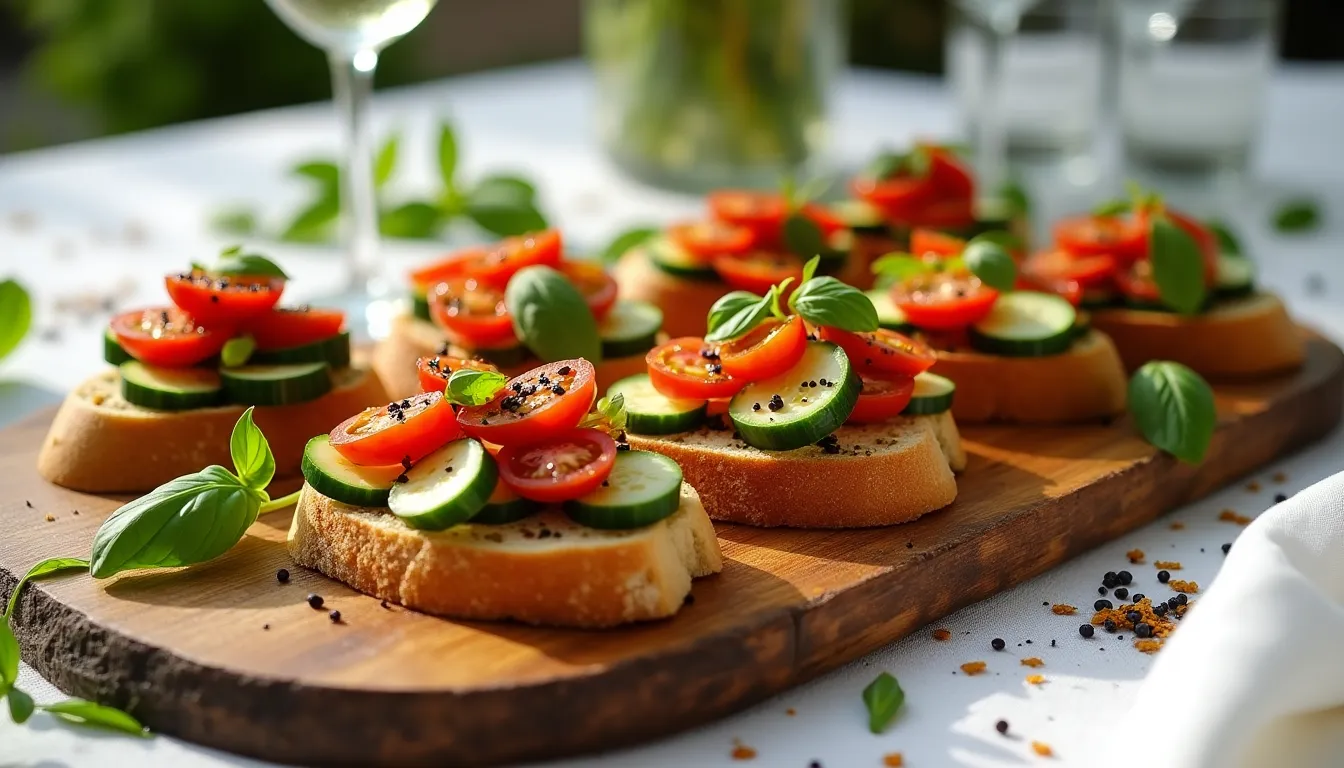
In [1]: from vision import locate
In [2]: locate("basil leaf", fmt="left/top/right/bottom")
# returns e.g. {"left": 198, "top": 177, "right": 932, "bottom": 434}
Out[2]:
{"left": 706, "top": 291, "right": 762, "bottom": 339}
{"left": 4, "top": 557, "right": 89, "bottom": 620}
{"left": 1206, "top": 219, "right": 1242, "bottom": 256}
{"left": 446, "top": 368, "right": 508, "bottom": 407}
{"left": 705, "top": 290, "right": 774, "bottom": 343}
{"left": 1273, "top": 199, "right": 1321, "bottom": 233}
{"left": 0, "top": 279, "right": 32, "bottom": 362}
{"left": 801, "top": 255, "right": 821, "bottom": 285}
{"left": 602, "top": 227, "right": 659, "bottom": 264}
{"left": 964, "top": 237, "right": 1017, "bottom": 291}
{"left": 968, "top": 229, "right": 1023, "bottom": 253}
{"left": 790, "top": 277, "right": 878, "bottom": 332}
{"left": 864, "top": 151, "right": 905, "bottom": 181}
{"left": 467, "top": 199, "right": 547, "bottom": 237}
{"left": 90, "top": 466, "right": 263, "bottom": 579}
{"left": 1149, "top": 216, "right": 1208, "bottom": 315}
{"left": 771, "top": 278, "right": 795, "bottom": 319}
{"left": 437, "top": 122, "right": 458, "bottom": 189}
{"left": 472, "top": 174, "right": 537, "bottom": 206}
{"left": 782, "top": 212, "right": 825, "bottom": 259}
{"left": 506, "top": 266, "right": 602, "bottom": 362}
{"left": 598, "top": 394, "right": 627, "bottom": 432}
{"left": 871, "top": 253, "right": 932, "bottom": 285}
{"left": 292, "top": 161, "right": 339, "bottom": 188}
{"left": 40, "top": 699, "right": 149, "bottom": 737}
{"left": 7, "top": 687, "right": 34, "bottom": 723}
{"left": 1129, "top": 361, "right": 1216, "bottom": 464}
{"left": 214, "top": 252, "right": 289, "bottom": 280}
{"left": 374, "top": 133, "right": 399, "bottom": 188}
{"left": 1000, "top": 180, "right": 1031, "bottom": 217}
{"left": 220, "top": 336, "right": 255, "bottom": 368}
{"left": 1093, "top": 199, "right": 1131, "bottom": 217}
{"left": 210, "top": 208, "right": 257, "bottom": 236}
{"left": 229, "top": 407, "right": 274, "bottom": 490}
{"left": 379, "top": 201, "right": 443, "bottom": 239}
{"left": 0, "top": 619, "right": 16, "bottom": 692}
{"left": 862, "top": 671, "right": 905, "bottom": 734}
{"left": 281, "top": 195, "right": 340, "bottom": 243}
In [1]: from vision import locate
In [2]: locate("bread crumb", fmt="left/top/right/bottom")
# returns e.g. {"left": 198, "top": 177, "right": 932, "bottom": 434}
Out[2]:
{"left": 1154, "top": 560, "right": 1182, "bottom": 570}
{"left": 1032, "top": 741, "right": 1054, "bottom": 757}
{"left": 1126, "top": 548, "right": 1144, "bottom": 563}
{"left": 932, "top": 628, "right": 951, "bottom": 641}
{"left": 960, "top": 661, "right": 987, "bottom": 676}
{"left": 44, "top": 514, "right": 55, "bottom": 522}
{"left": 1026, "top": 674, "right": 1046, "bottom": 685}
{"left": 1021, "top": 657, "right": 1044, "bottom": 668}
{"left": 785, "top": 708, "right": 796, "bottom": 716}
{"left": 1272, "top": 471, "right": 1287, "bottom": 483}
{"left": 1169, "top": 521, "right": 1186, "bottom": 530}
{"left": 1219, "top": 509, "right": 1252, "bottom": 525}
{"left": 731, "top": 740, "right": 756, "bottom": 760}
{"left": 1050, "top": 604, "right": 1076, "bottom": 615}
{"left": 1135, "top": 639, "right": 1163, "bottom": 653}
{"left": 1246, "top": 481, "right": 1261, "bottom": 492}
{"left": 883, "top": 753, "right": 904, "bottom": 767}
{"left": 1170, "top": 580, "right": 1199, "bottom": 593}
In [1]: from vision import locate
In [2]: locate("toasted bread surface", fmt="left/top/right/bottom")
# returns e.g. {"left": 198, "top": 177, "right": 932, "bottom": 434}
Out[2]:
{"left": 37, "top": 367, "right": 388, "bottom": 493}
{"left": 627, "top": 413, "right": 961, "bottom": 528}
{"left": 287, "top": 483, "right": 723, "bottom": 627}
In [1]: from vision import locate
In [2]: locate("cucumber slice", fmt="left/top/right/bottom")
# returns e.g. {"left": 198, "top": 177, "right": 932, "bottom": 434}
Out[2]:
{"left": 968, "top": 291, "right": 1078, "bottom": 357}
{"left": 251, "top": 331, "right": 351, "bottom": 369}
{"left": 563, "top": 450, "right": 683, "bottom": 530}
{"left": 411, "top": 291, "right": 432, "bottom": 322}
{"left": 104, "top": 329, "right": 133, "bottom": 366}
{"left": 901, "top": 371, "right": 956, "bottom": 415}
{"left": 221, "top": 362, "right": 332, "bottom": 406}
{"left": 301, "top": 434, "right": 403, "bottom": 507}
{"left": 646, "top": 236, "right": 718, "bottom": 281}
{"left": 470, "top": 342, "right": 531, "bottom": 368}
{"left": 473, "top": 480, "right": 541, "bottom": 524}
{"left": 728, "top": 341, "right": 861, "bottom": 451}
{"left": 388, "top": 438, "right": 497, "bottom": 530}
{"left": 864, "top": 289, "right": 914, "bottom": 332}
{"left": 833, "top": 199, "right": 890, "bottom": 235}
{"left": 1215, "top": 253, "right": 1255, "bottom": 299}
{"left": 608, "top": 373, "right": 707, "bottom": 435}
{"left": 599, "top": 300, "right": 664, "bottom": 359}
{"left": 120, "top": 361, "right": 223, "bottom": 411}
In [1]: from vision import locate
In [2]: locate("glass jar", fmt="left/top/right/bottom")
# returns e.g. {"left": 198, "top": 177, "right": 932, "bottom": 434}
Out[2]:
{"left": 584, "top": 0, "right": 845, "bottom": 192}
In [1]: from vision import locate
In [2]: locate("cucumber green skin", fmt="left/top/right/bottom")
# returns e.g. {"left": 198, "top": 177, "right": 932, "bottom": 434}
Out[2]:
{"left": 471, "top": 344, "right": 532, "bottom": 368}
{"left": 729, "top": 344, "right": 861, "bottom": 451}
{"left": 562, "top": 452, "right": 684, "bottom": 530}
{"left": 600, "top": 335, "right": 658, "bottom": 360}
{"left": 221, "top": 364, "right": 332, "bottom": 406}
{"left": 411, "top": 293, "right": 432, "bottom": 322}
{"left": 1215, "top": 283, "right": 1256, "bottom": 300}
{"left": 393, "top": 444, "right": 499, "bottom": 531}
{"left": 473, "top": 495, "right": 540, "bottom": 525}
{"left": 119, "top": 364, "right": 223, "bottom": 411}
{"left": 646, "top": 243, "right": 719, "bottom": 281}
{"left": 251, "top": 332, "right": 351, "bottom": 369}
{"left": 624, "top": 406, "right": 706, "bottom": 436}
{"left": 104, "top": 330, "right": 133, "bottom": 366}
{"left": 967, "top": 326, "right": 1075, "bottom": 358}
{"left": 300, "top": 436, "right": 392, "bottom": 507}
{"left": 902, "top": 390, "right": 954, "bottom": 415}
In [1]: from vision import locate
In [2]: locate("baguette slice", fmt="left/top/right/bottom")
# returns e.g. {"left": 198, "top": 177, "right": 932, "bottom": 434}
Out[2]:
{"left": 627, "top": 412, "right": 963, "bottom": 528}
{"left": 37, "top": 367, "right": 388, "bottom": 493}
{"left": 1090, "top": 292, "right": 1305, "bottom": 379}
{"left": 372, "top": 313, "right": 649, "bottom": 400}
{"left": 930, "top": 329, "right": 1128, "bottom": 424}
{"left": 287, "top": 483, "right": 723, "bottom": 628}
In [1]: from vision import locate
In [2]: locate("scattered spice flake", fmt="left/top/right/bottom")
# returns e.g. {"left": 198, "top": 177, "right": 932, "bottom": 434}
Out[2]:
{"left": 1170, "top": 580, "right": 1199, "bottom": 593}
{"left": 785, "top": 708, "right": 796, "bottom": 717}
{"left": 1025, "top": 675, "right": 1047, "bottom": 685}
{"left": 960, "top": 661, "right": 987, "bottom": 676}
{"left": 1272, "top": 471, "right": 1287, "bottom": 483}
{"left": 1169, "top": 521, "right": 1186, "bottom": 530}
{"left": 1246, "top": 481, "right": 1261, "bottom": 492}
{"left": 883, "top": 753, "right": 905, "bottom": 767}
{"left": 730, "top": 740, "right": 756, "bottom": 761}
{"left": 1090, "top": 598, "right": 1184, "bottom": 641}
{"left": 44, "top": 514, "right": 55, "bottom": 522}
{"left": 1050, "top": 604, "right": 1077, "bottom": 615}
{"left": 932, "top": 628, "right": 951, "bottom": 641}
{"left": 1153, "top": 560, "right": 1182, "bottom": 570}
{"left": 1219, "top": 509, "right": 1252, "bottom": 525}
{"left": 1126, "top": 548, "right": 1145, "bottom": 564}
{"left": 1031, "top": 741, "right": 1054, "bottom": 757}
{"left": 1135, "top": 639, "right": 1164, "bottom": 654}
{"left": 1020, "top": 657, "right": 1044, "bottom": 668}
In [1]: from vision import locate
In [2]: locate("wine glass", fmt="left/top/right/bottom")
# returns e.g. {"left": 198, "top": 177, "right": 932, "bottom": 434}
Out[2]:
{"left": 265, "top": 0, "right": 439, "bottom": 306}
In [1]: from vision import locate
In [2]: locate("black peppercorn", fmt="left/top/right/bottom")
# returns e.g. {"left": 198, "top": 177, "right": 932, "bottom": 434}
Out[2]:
{"left": 1079, "top": 624, "right": 1094, "bottom": 638}
{"left": 1103, "top": 619, "right": 1117, "bottom": 633}
{"left": 1135, "top": 622, "right": 1153, "bottom": 638}
{"left": 1132, "top": 593, "right": 1146, "bottom": 603}
{"left": 1274, "top": 493, "right": 1287, "bottom": 504}
{"left": 306, "top": 593, "right": 324, "bottom": 609}
{"left": 276, "top": 568, "right": 289, "bottom": 583}
{"left": 1114, "top": 587, "right": 1129, "bottom": 600}
{"left": 1117, "top": 570, "right": 1133, "bottom": 585}
{"left": 1222, "top": 542, "right": 1232, "bottom": 554}
{"left": 1167, "top": 597, "right": 1181, "bottom": 610}
{"left": 1102, "top": 574, "right": 1118, "bottom": 588}
{"left": 1158, "top": 570, "right": 1171, "bottom": 583}
{"left": 996, "top": 720, "right": 1009, "bottom": 735}
{"left": 1176, "top": 593, "right": 1188, "bottom": 606}
{"left": 1126, "top": 611, "right": 1142, "bottom": 624}
{"left": 1098, "top": 586, "right": 1108, "bottom": 596}
{"left": 1094, "top": 599, "right": 1112, "bottom": 611}
{"left": 991, "top": 638, "right": 1006, "bottom": 651}
{"left": 1153, "top": 603, "right": 1168, "bottom": 617}
{"left": 329, "top": 610, "right": 341, "bottom": 623}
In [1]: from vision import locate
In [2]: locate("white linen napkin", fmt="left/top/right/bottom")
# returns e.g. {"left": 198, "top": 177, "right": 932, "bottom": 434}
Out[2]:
{"left": 1124, "top": 470, "right": 1344, "bottom": 768}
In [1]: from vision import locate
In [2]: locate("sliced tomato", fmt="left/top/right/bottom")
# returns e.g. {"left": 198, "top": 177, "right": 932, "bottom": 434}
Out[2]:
{"left": 497, "top": 429, "right": 617, "bottom": 503}
{"left": 428, "top": 277, "right": 516, "bottom": 347}
{"left": 457, "top": 359, "right": 597, "bottom": 446}
{"left": 110, "top": 307, "right": 230, "bottom": 368}
{"left": 712, "top": 251, "right": 804, "bottom": 295}
{"left": 647, "top": 337, "right": 744, "bottom": 400}
{"left": 1115, "top": 261, "right": 1162, "bottom": 304}
{"left": 559, "top": 260, "right": 619, "bottom": 320}
{"left": 415, "top": 355, "right": 500, "bottom": 394}
{"left": 1054, "top": 214, "right": 1148, "bottom": 263}
{"left": 818, "top": 327, "right": 937, "bottom": 377}
{"left": 708, "top": 190, "right": 787, "bottom": 245}
{"left": 408, "top": 249, "right": 481, "bottom": 290}
{"left": 242, "top": 307, "right": 345, "bottom": 350}
{"left": 718, "top": 316, "right": 807, "bottom": 382}
{"left": 1018, "top": 273, "right": 1085, "bottom": 307}
{"left": 909, "top": 197, "right": 977, "bottom": 230}
{"left": 802, "top": 203, "right": 847, "bottom": 238}
{"left": 891, "top": 273, "right": 1000, "bottom": 331}
{"left": 847, "top": 372, "right": 916, "bottom": 424}
{"left": 667, "top": 220, "right": 754, "bottom": 261}
{"left": 926, "top": 146, "right": 976, "bottom": 200}
{"left": 1023, "top": 249, "right": 1117, "bottom": 289}
{"left": 164, "top": 271, "right": 284, "bottom": 326}
{"left": 851, "top": 175, "right": 933, "bottom": 221}
{"left": 910, "top": 228, "right": 967, "bottom": 259}
{"left": 329, "top": 391, "right": 463, "bottom": 466}
{"left": 1166, "top": 209, "right": 1220, "bottom": 286}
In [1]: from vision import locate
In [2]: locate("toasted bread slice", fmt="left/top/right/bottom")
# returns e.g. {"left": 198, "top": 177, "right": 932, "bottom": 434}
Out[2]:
{"left": 373, "top": 313, "right": 649, "bottom": 400}
{"left": 37, "top": 367, "right": 388, "bottom": 493}
{"left": 627, "top": 413, "right": 962, "bottom": 528}
{"left": 287, "top": 483, "right": 723, "bottom": 628}
{"left": 1090, "top": 292, "right": 1305, "bottom": 379}
{"left": 930, "top": 329, "right": 1128, "bottom": 424}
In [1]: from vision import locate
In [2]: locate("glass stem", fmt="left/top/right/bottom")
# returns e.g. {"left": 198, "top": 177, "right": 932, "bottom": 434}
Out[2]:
{"left": 976, "top": 16, "right": 1016, "bottom": 199}
{"left": 329, "top": 49, "right": 380, "bottom": 295}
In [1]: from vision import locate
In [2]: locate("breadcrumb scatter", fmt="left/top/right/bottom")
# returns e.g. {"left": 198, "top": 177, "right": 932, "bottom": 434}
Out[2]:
{"left": 1219, "top": 509, "right": 1252, "bottom": 525}
{"left": 1154, "top": 560, "right": 1182, "bottom": 570}
{"left": 960, "top": 661, "right": 987, "bottom": 676}
{"left": 1021, "top": 657, "right": 1044, "bottom": 668}
{"left": 1169, "top": 521, "right": 1186, "bottom": 530}
{"left": 883, "top": 753, "right": 904, "bottom": 767}
{"left": 1272, "top": 471, "right": 1287, "bottom": 483}
{"left": 932, "top": 628, "right": 951, "bottom": 641}
{"left": 1091, "top": 597, "right": 1189, "bottom": 645}
{"left": 1170, "top": 580, "right": 1199, "bottom": 593}
{"left": 785, "top": 708, "right": 796, "bottom": 717}
{"left": 1051, "top": 604, "right": 1076, "bottom": 615}
{"left": 1246, "top": 481, "right": 1261, "bottom": 492}
{"left": 1126, "top": 548, "right": 1145, "bottom": 563}
{"left": 1026, "top": 675, "right": 1046, "bottom": 685}
{"left": 1135, "top": 639, "right": 1164, "bottom": 653}
{"left": 730, "top": 740, "right": 756, "bottom": 760}
{"left": 1032, "top": 741, "right": 1054, "bottom": 757}
{"left": 44, "top": 514, "right": 55, "bottom": 522}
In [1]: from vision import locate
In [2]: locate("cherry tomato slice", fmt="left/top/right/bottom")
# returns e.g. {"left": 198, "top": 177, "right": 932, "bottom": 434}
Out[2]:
{"left": 712, "top": 251, "right": 804, "bottom": 295}
{"left": 850, "top": 175, "right": 933, "bottom": 221}
{"left": 891, "top": 273, "right": 1000, "bottom": 331}
{"left": 497, "top": 429, "right": 617, "bottom": 503}
{"left": 718, "top": 316, "right": 808, "bottom": 382}
{"left": 1114, "top": 260, "right": 1162, "bottom": 304}
{"left": 329, "top": 391, "right": 463, "bottom": 466}
{"left": 1054, "top": 214, "right": 1148, "bottom": 263}
{"left": 647, "top": 337, "right": 744, "bottom": 400}
{"left": 708, "top": 190, "right": 787, "bottom": 246}
{"left": 1017, "top": 273, "right": 1085, "bottom": 307}
{"left": 802, "top": 203, "right": 848, "bottom": 238}
{"left": 910, "top": 228, "right": 967, "bottom": 259}
{"left": 164, "top": 271, "right": 284, "bottom": 326}
{"left": 457, "top": 359, "right": 597, "bottom": 447}
{"left": 667, "top": 220, "right": 754, "bottom": 261}
{"left": 559, "top": 260, "right": 619, "bottom": 321}
{"left": 819, "top": 327, "right": 938, "bottom": 377}
{"left": 415, "top": 355, "right": 500, "bottom": 394}
{"left": 242, "top": 307, "right": 345, "bottom": 350}
{"left": 847, "top": 372, "right": 916, "bottom": 424}
{"left": 926, "top": 147, "right": 976, "bottom": 200}
{"left": 428, "top": 277, "right": 516, "bottom": 347}
{"left": 409, "top": 249, "right": 481, "bottom": 291}
{"left": 1023, "top": 249, "right": 1117, "bottom": 289}
{"left": 409, "top": 230, "right": 563, "bottom": 290}
{"left": 110, "top": 307, "right": 230, "bottom": 368}
{"left": 909, "top": 197, "right": 977, "bottom": 230}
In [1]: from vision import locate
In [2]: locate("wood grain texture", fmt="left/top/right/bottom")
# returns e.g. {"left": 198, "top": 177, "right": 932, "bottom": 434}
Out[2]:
{"left": 2, "top": 334, "right": 1340, "bottom": 767}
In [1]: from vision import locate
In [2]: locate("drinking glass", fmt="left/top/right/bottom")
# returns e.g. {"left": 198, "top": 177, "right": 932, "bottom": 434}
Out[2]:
{"left": 265, "top": 0, "right": 439, "bottom": 300}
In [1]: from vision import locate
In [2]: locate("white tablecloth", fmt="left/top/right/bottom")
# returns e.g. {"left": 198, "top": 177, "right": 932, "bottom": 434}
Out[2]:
{"left": 1, "top": 61, "right": 1342, "bottom": 767}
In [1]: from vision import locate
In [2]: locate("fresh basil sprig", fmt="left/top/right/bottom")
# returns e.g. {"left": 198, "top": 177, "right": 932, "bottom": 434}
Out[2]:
{"left": 1129, "top": 361, "right": 1216, "bottom": 463}
{"left": 1093, "top": 198, "right": 1132, "bottom": 217}
{"left": 963, "top": 236, "right": 1017, "bottom": 292}
{"left": 1273, "top": 199, "right": 1321, "bottom": 234}
{"left": 220, "top": 336, "right": 255, "bottom": 368}
{"left": 0, "top": 279, "right": 32, "bottom": 363}
{"left": 4, "top": 558, "right": 88, "bottom": 619}
{"left": 214, "top": 246, "right": 289, "bottom": 280}
{"left": 788, "top": 274, "right": 878, "bottom": 333}
{"left": 706, "top": 291, "right": 763, "bottom": 339}
{"left": 705, "top": 289, "right": 776, "bottom": 343}
{"left": 602, "top": 226, "right": 659, "bottom": 264}
{"left": 1149, "top": 216, "right": 1208, "bottom": 315}
{"left": 862, "top": 671, "right": 905, "bottom": 734}
{"left": 445, "top": 368, "right": 508, "bottom": 407}
{"left": 1206, "top": 219, "right": 1242, "bottom": 256}
{"left": 505, "top": 266, "right": 603, "bottom": 363}
{"left": 577, "top": 393, "right": 628, "bottom": 435}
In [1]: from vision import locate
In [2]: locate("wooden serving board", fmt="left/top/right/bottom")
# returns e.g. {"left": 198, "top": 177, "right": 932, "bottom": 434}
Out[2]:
{"left": 2, "top": 335, "right": 1341, "bottom": 767}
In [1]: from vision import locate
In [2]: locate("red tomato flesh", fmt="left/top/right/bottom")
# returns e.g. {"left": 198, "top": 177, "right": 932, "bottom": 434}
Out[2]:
{"left": 428, "top": 277, "right": 516, "bottom": 348}
{"left": 1023, "top": 249, "right": 1117, "bottom": 289}
{"left": 910, "top": 228, "right": 967, "bottom": 259}
{"left": 110, "top": 307, "right": 230, "bottom": 368}
{"left": 847, "top": 372, "right": 916, "bottom": 424}
{"left": 457, "top": 359, "right": 597, "bottom": 447}
{"left": 243, "top": 307, "right": 345, "bottom": 350}
{"left": 1054, "top": 214, "right": 1148, "bottom": 263}
{"left": 712, "top": 251, "right": 804, "bottom": 295}
{"left": 667, "top": 220, "right": 754, "bottom": 261}
{"left": 329, "top": 391, "right": 463, "bottom": 466}
{"left": 559, "top": 260, "right": 619, "bottom": 321}
{"left": 708, "top": 190, "right": 787, "bottom": 247}
{"left": 497, "top": 429, "right": 617, "bottom": 503}
{"left": 415, "top": 355, "right": 500, "bottom": 394}
{"left": 819, "top": 327, "right": 937, "bottom": 377}
{"left": 891, "top": 273, "right": 999, "bottom": 331}
{"left": 165, "top": 271, "right": 284, "bottom": 326}
{"left": 717, "top": 316, "right": 807, "bottom": 382}
{"left": 646, "top": 337, "right": 744, "bottom": 400}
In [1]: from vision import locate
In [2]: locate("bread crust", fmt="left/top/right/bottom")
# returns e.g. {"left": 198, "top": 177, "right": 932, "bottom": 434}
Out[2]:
{"left": 37, "top": 368, "right": 388, "bottom": 493}
{"left": 930, "top": 329, "right": 1128, "bottom": 424}
{"left": 627, "top": 414, "right": 961, "bottom": 528}
{"left": 286, "top": 483, "right": 723, "bottom": 628}
{"left": 372, "top": 313, "right": 649, "bottom": 400}
{"left": 1090, "top": 292, "right": 1305, "bottom": 379}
